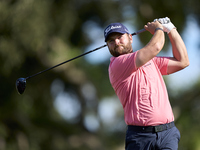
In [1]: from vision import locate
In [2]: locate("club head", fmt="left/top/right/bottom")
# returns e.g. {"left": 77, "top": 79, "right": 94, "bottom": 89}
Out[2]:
{"left": 16, "top": 78, "right": 26, "bottom": 94}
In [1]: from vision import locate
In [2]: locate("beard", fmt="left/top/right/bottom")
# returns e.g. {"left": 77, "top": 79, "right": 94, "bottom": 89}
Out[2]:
{"left": 110, "top": 41, "right": 133, "bottom": 57}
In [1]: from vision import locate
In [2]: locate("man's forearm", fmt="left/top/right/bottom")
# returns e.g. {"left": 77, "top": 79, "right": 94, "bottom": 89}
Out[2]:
{"left": 136, "top": 24, "right": 165, "bottom": 68}
{"left": 168, "top": 29, "right": 189, "bottom": 68}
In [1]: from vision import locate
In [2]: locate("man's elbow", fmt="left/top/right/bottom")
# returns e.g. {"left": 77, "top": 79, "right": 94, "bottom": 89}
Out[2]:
{"left": 154, "top": 42, "right": 164, "bottom": 54}
{"left": 181, "top": 59, "right": 190, "bottom": 69}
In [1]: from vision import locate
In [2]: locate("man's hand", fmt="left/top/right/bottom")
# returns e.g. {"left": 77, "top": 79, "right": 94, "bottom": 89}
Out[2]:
{"left": 144, "top": 21, "right": 163, "bottom": 35}
{"left": 154, "top": 17, "right": 176, "bottom": 34}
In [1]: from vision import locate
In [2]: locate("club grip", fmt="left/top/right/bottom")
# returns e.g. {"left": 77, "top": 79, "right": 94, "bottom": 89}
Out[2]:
{"left": 131, "top": 28, "right": 146, "bottom": 36}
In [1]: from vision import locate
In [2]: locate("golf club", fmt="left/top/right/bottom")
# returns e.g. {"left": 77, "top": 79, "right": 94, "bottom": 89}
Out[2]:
{"left": 16, "top": 28, "right": 146, "bottom": 94}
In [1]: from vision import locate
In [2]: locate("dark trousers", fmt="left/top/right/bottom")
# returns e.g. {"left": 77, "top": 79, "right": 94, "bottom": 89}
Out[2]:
{"left": 125, "top": 122, "right": 180, "bottom": 150}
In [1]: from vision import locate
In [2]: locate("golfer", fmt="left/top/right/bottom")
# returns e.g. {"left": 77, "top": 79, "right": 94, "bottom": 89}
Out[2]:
{"left": 104, "top": 17, "right": 189, "bottom": 150}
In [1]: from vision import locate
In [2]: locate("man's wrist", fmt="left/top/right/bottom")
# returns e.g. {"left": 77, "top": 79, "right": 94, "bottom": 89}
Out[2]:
{"left": 155, "top": 27, "right": 164, "bottom": 32}
{"left": 167, "top": 27, "right": 177, "bottom": 34}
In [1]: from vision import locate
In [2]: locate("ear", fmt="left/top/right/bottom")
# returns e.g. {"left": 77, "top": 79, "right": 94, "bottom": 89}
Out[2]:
{"left": 128, "top": 34, "right": 133, "bottom": 43}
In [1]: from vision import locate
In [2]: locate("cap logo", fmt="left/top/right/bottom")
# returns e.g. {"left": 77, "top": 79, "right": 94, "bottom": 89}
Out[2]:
{"left": 104, "top": 23, "right": 129, "bottom": 42}
{"left": 104, "top": 25, "right": 122, "bottom": 36}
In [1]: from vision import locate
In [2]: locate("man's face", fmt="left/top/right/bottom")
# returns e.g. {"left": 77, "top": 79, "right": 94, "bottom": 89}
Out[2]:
{"left": 106, "top": 33, "right": 133, "bottom": 57}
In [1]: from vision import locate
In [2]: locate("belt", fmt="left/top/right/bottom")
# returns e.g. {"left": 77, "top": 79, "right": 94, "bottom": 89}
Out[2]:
{"left": 127, "top": 122, "right": 175, "bottom": 133}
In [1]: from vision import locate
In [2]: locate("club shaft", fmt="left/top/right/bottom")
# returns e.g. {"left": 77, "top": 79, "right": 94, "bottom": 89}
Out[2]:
{"left": 26, "top": 44, "right": 107, "bottom": 80}
{"left": 25, "top": 28, "right": 146, "bottom": 80}
{"left": 131, "top": 28, "right": 146, "bottom": 36}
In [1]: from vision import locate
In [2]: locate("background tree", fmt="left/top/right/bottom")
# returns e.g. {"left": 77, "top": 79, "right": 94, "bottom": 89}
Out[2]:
{"left": 0, "top": 0, "right": 199, "bottom": 149}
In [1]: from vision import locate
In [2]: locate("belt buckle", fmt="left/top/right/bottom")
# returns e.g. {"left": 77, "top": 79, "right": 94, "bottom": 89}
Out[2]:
{"left": 154, "top": 125, "right": 163, "bottom": 132}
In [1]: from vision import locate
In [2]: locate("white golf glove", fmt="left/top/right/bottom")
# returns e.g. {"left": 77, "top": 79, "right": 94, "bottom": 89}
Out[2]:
{"left": 154, "top": 17, "right": 176, "bottom": 34}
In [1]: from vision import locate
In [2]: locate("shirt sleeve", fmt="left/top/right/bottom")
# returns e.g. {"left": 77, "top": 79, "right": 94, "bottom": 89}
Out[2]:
{"left": 153, "top": 56, "right": 170, "bottom": 75}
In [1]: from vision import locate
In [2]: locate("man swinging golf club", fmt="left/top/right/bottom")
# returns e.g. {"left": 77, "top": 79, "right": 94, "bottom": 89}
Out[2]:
{"left": 105, "top": 17, "right": 189, "bottom": 149}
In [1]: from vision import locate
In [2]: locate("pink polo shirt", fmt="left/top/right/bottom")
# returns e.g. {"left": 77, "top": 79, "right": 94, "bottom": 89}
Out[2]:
{"left": 109, "top": 51, "right": 174, "bottom": 126}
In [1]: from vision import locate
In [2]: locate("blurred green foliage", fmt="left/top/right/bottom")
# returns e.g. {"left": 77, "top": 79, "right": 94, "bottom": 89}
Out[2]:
{"left": 0, "top": 0, "right": 199, "bottom": 149}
